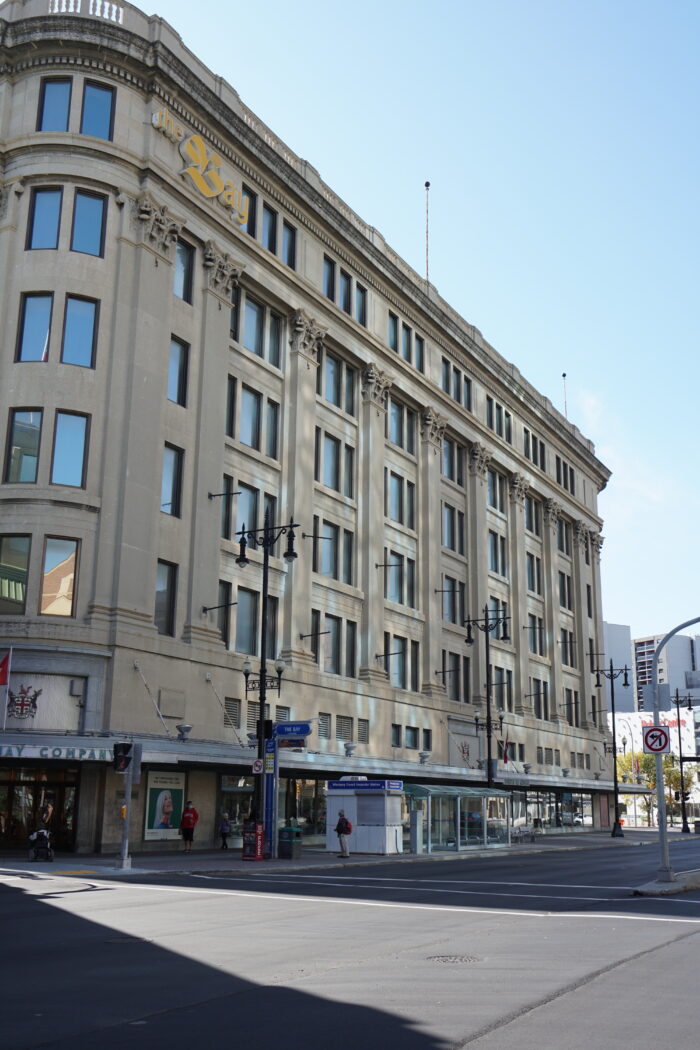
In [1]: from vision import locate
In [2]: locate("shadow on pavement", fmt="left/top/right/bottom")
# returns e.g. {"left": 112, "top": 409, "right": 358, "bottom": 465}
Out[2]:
{"left": 0, "top": 878, "right": 449, "bottom": 1050}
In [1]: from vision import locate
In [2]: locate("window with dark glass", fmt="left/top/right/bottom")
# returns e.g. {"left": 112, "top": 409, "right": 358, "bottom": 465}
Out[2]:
{"left": 40, "top": 537, "right": 78, "bottom": 617}
{"left": 220, "top": 474, "right": 234, "bottom": 539}
{"left": 355, "top": 284, "right": 367, "bottom": 326}
{"left": 388, "top": 312, "right": 398, "bottom": 352}
{"left": 324, "top": 615, "right": 342, "bottom": 675}
{"left": 167, "top": 337, "right": 189, "bottom": 405}
{"left": 266, "top": 400, "right": 279, "bottom": 459}
{"left": 71, "top": 191, "right": 106, "bottom": 256}
{"left": 242, "top": 185, "right": 257, "bottom": 236}
{"left": 339, "top": 271, "right": 351, "bottom": 314}
{"left": 414, "top": 335, "right": 425, "bottom": 372}
{"left": 235, "top": 586, "right": 258, "bottom": 654}
{"left": 323, "top": 433, "right": 340, "bottom": 490}
{"left": 240, "top": 387, "right": 261, "bottom": 449}
{"left": 37, "top": 78, "right": 72, "bottom": 132}
{"left": 243, "top": 298, "right": 264, "bottom": 357}
{"left": 401, "top": 323, "right": 411, "bottom": 362}
{"left": 155, "top": 559, "right": 177, "bottom": 636}
{"left": 346, "top": 621, "right": 357, "bottom": 677}
{"left": 391, "top": 724, "right": 402, "bottom": 747}
{"left": 217, "top": 580, "right": 232, "bottom": 647}
{"left": 17, "top": 294, "right": 52, "bottom": 361}
{"left": 61, "top": 296, "right": 97, "bottom": 367}
{"left": 0, "top": 535, "right": 31, "bottom": 615}
{"left": 5, "top": 409, "right": 42, "bottom": 483}
{"left": 27, "top": 187, "right": 62, "bottom": 250}
{"left": 226, "top": 376, "right": 236, "bottom": 438}
{"left": 80, "top": 82, "right": 115, "bottom": 140}
{"left": 405, "top": 726, "right": 419, "bottom": 749}
{"left": 51, "top": 412, "right": 88, "bottom": 487}
{"left": 282, "top": 221, "right": 296, "bottom": 268}
{"left": 323, "top": 256, "right": 335, "bottom": 300}
{"left": 173, "top": 239, "right": 194, "bottom": 302}
{"left": 236, "top": 483, "right": 258, "bottom": 536}
{"left": 262, "top": 204, "right": 277, "bottom": 253}
{"left": 160, "top": 444, "right": 183, "bottom": 516}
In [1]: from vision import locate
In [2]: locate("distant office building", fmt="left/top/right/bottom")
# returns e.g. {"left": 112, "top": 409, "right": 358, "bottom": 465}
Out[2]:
{"left": 602, "top": 623, "right": 636, "bottom": 714}
{"left": 633, "top": 633, "right": 700, "bottom": 712}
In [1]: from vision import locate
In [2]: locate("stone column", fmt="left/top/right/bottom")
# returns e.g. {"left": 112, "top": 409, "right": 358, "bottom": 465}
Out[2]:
{"left": 543, "top": 499, "right": 563, "bottom": 723}
{"left": 279, "top": 310, "right": 326, "bottom": 667}
{"left": 573, "top": 520, "right": 593, "bottom": 727}
{"left": 357, "top": 365, "right": 392, "bottom": 684}
{"left": 467, "top": 442, "right": 491, "bottom": 711}
{"left": 418, "top": 408, "right": 447, "bottom": 698}
{"left": 509, "top": 474, "right": 528, "bottom": 715}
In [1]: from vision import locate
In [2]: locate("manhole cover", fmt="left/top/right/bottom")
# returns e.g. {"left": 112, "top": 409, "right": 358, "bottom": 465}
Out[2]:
{"left": 427, "top": 954, "right": 482, "bottom": 964}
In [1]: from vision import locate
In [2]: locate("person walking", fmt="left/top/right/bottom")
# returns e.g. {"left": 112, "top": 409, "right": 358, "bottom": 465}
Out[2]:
{"left": 179, "top": 800, "right": 199, "bottom": 853}
{"left": 334, "top": 809, "right": 352, "bottom": 858}
{"left": 219, "top": 812, "right": 231, "bottom": 850}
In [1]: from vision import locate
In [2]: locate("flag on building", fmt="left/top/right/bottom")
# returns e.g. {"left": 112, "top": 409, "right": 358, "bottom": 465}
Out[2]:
{"left": 0, "top": 650, "right": 11, "bottom": 686}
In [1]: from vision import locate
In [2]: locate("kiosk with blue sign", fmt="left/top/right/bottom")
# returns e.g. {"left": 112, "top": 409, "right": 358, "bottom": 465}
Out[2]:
{"left": 326, "top": 778, "right": 404, "bottom": 854}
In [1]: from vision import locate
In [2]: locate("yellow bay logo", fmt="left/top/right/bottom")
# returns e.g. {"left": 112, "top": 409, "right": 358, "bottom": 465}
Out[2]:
{"left": 151, "top": 107, "right": 249, "bottom": 228}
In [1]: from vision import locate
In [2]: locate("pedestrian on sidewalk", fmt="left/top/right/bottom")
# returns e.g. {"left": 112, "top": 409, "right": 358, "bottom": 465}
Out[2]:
{"left": 219, "top": 812, "right": 231, "bottom": 850}
{"left": 335, "top": 810, "right": 352, "bottom": 858}
{"left": 179, "top": 800, "right": 199, "bottom": 853}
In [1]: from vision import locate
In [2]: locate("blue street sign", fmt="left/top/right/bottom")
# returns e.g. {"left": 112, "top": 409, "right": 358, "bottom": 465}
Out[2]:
{"left": 327, "top": 780, "right": 403, "bottom": 791}
{"left": 274, "top": 721, "right": 312, "bottom": 737}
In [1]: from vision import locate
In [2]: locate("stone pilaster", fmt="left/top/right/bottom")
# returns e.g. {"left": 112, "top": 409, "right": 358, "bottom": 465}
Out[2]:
{"left": 418, "top": 408, "right": 447, "bottom": 698}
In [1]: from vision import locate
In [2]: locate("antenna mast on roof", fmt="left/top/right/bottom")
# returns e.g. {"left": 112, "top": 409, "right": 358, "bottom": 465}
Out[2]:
{"left": 425, "top": 181, "right": 431, "bottom": 291}
{"left": 562, "top": 373, "right": 568, "bottom": 419}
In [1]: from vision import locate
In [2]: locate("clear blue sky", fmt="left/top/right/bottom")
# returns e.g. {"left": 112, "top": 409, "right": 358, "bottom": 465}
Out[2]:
{"left": 151, "top": 0, "right": 699, "bottom": 639}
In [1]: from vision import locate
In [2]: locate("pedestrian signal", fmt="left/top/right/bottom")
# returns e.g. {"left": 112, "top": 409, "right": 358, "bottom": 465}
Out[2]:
{"left": 113, "top": 741, "right": 132, "bottom": 772}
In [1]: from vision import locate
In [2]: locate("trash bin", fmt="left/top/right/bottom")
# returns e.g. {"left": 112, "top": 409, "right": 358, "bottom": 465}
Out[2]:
{"left": 278, "top": 826, "right": 302, "bottom": 859}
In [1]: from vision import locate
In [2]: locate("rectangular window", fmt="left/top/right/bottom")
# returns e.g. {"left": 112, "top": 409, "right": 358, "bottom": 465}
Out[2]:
{"left": 220, "top": 474, "right": 234, "bottom": 540}
{"left": 155, "top": 559, "right": 176, "bottom": 636}
{"left": 266, "top": 400, "right": 279, "bottom": 460}
{"left": 339, "top": 271, "right": 352, "bottom": 314}
{"left": 236, "top": 483, "right": 258, "bottom": 536}
{"left": 80, "top": 81, "right": 115, "bottom": 140}
{"left": 319, "top": 520, "right": 339, "bottom": 579}
{"left": 224, "top": 698, "right": 241, "bottom": 729}
{"left": 262, "top": 204, "right": 277, "bottom": 253}
{"left": 282, "top": 221, "right": 296, "bottom": 268}
{"left": 525, "top": 495, "right": 541, "bottom": 536}
{"left": 344, "top": 445, "right": 354, "bottom": 499}
{"left": 71, "top": 191, "right": 106, "bottom": 257}
{"left": 346, "top": 621, "right": 357, "bottom": 678}
{"left": 217, "top": 580, "right": 232, "bottom": 647}
{"left": 391, "top": 724, "right": 402, "bottom": 747}
{"left": 37, "top": 78, "right": 72, "bottom": 132}
{"left": 342, "top": 530, "right": 354, "bottom": 585}
{"left": 414, "top": 335, "right": 424, "bottom": 372}
{"left": 242, "top": 185, "right": 257, "bottom": 236}
{"left": 240, "top": 387, "right": 261, "bottom": 449}
{"left": 27, "top": 187, "right": 62, "bottom": 250}
{"left": 173, "top": 239, "right": 194, "bottom": 302}
{"left": 324, "top": 351, "right": 342, "bottom": 406}
{"left": 235, "top": 587, "right": 258, "bottom": 654}
{"left": 243, "top": 298, "right": 264, "bottom": 357}
{"left": 336, "top": 715, "right": 353, "bottom": 743}
{"left": 323, "top": 433, "right": 341, "bottom": 490}
{"left": 388, "top": 313, "right": 399, "bottom": 352}
{"left": 356, "top": 284, "right": 367, "bottom": 326}
{"left": 17, "top": 293, "right": 53, "bottom": 362}
{"left": 401, "top": 323, "right": 412, "bottom": 362}
{"left": 0, "top": 535, "right": 31, "bottom": 615}
{"left": 61, "top": 296, "right": 98, "bottom": 368}
{"left": 323, "top": 256, "right": 335, "bottom": 300}
{"left": 167, "top": 337, "right": 189, "bottom": 405}
{"left": 357, "top": 715, "right": 369, "bottom": 743}
{"left": 422, "top": 728, "right": 432, "bottom": 751}
{"left": 587, "top": 584, "right": 593, "bottom": 618}
{"left": 5, "top": 409, "right": 42, "bottom": 483}
{"left": 51, "top": 412, "right": 88, "bottom": 487}
{"left": 391, "top": 636, "right": 407, "bottom": 689}
{"left": 318, "top": 711, "right": 331, "bottom": 738}
{"left": 226, "top": 376, "right": 236, "bottom": 438}
{"left": 325, "top": 614, "right": 342, "bottom": 675}
{"left": 405, "top": 726, "right": 419, "bottom": 749}
{"left": 160, "top": 444, "right": 183, "bottom": 516}
{"left": 39, "top": 537, "right": 78, "bottom": 616}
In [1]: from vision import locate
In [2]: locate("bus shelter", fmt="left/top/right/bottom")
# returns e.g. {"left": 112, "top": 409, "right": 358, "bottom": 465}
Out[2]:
{"left": 404, "top": 784, "right": 512, "bottom": 852}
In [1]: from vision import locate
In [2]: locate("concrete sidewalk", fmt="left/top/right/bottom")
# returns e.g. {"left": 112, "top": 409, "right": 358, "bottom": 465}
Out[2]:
{"left": 0, "top": 828, "right": 675, "bottom": 880}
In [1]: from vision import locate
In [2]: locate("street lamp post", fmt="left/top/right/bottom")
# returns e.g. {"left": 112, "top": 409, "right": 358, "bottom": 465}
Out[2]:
{"left": 595, "top": 659, "right": 630, "bottom": 838}
{"left": 464, "top": 605, "right": 510, "bottom": 787}
{"left": 674, "top": 689, "right": 692, "bottom": 835}
{"left": 236, "top": 508, "right": 298, "bottom": 854}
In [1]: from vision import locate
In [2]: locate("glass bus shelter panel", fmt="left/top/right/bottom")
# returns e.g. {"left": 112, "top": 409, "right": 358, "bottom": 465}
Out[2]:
{"left": 486, "top": 797, "right": 509, "bottom": 844}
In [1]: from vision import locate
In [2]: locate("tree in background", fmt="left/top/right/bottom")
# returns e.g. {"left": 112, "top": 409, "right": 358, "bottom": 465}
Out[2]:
{"left": 616, "top": 751, "right": 696, "bottom": 826}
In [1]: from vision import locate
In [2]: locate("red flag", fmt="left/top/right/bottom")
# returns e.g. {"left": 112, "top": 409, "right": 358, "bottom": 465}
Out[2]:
{"left": 503, "top": 734, "right": 510, "bottom": 764}
{"left": 0, "top": 651, "right": 10, "bottom": 687}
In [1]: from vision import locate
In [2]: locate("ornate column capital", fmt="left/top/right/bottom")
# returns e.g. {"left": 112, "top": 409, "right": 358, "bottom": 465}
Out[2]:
{"left": 468, "top": 442, "right": 491, "bottom": 479}
{"left": 203, "top": 240, "right": 244, "bottom": 296}
{"left": 361, "top": 364, "right": 392, "bottom": 410}
{"left": 420, "top": 407, "right": 447, "bottom": 448}
{"left": 509, "top": 473, "right": 528, "bottom": 505}
{"left": 544, "top": 499, "right": 563, "bottom": 529}
{"left": 574, "top": 520, "right": 589, "bottom": 550}
{"left": 134, "top": 192, "right": 183, "bottom": 254}
{"left": 289, "top": 309, "right": 326, "bottom": 365}
{"left": 590, "top": 530, "right": 604, "bottom": 560}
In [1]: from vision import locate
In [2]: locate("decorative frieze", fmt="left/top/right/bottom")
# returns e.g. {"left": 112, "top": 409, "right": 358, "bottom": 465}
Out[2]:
{"left": 420, "top": 407, "right": 446, "bottom": 448}
{"left": 203, "top": 240, "right": 244, "bottom": 296}
{"left": 289, "top": 309, "right": 326, "bottom": 366}
{"left": 468, "top": 442, "right": 491, "bottom": 479}
{"left": 361, "top": 364, "right": 392, "bottom": 410}
{"left": 135, "top": 192, "right": 183, "bottom": 254}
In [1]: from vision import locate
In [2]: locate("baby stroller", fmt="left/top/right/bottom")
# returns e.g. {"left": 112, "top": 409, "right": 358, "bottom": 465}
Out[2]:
{"left": 28, "top": 827, "right": 54, "bottom": 862}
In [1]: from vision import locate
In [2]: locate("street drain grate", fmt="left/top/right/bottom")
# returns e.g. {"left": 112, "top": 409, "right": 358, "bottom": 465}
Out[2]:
{"left": 427, "top": 954, "right": 482, "bottom": 964}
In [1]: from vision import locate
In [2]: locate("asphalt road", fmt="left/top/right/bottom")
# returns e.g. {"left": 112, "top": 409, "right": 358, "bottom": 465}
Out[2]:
{"left": 4, "top": 839, "right": 700, "bottom": 1050}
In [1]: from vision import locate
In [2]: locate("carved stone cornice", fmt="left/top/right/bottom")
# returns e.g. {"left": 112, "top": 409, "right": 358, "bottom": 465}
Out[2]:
{"left": 134, "top": 192, "right": 183, "bottom": 255}
{"left": 289, "top": 309, "right": 326, "bottom": 365}
{"left": 420, "top": 407, "right": 446, "bottom": 448}
{"left": 544, "top": 499, "right": 563, "bottom": 529}
{"left": 590, "top": 531, "right": 604, "bottom": 560}
{"left": 203, "top": 240, "right": 244, "bottom": 296}
{"left": 509, "top": 473, "right": 528, "bottom": 505}
{"left": 361, "top": 364, "right": 392, "bottom": 410}
{"left": 468, "top": 442, "right": 491, "bottom": 479}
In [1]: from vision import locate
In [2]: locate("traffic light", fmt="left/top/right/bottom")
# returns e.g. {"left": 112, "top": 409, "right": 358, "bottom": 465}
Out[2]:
{"left": 684, "top": 792, "right": 691, "bottom": 802}
{"left": 256, "top": 719, "right": 273, "bottom": 739}
{"left": 674, "top": 791, "right": 680, "bottom": 801}
{"left": 113, "top": 741, "right": 132, "bottom": 772}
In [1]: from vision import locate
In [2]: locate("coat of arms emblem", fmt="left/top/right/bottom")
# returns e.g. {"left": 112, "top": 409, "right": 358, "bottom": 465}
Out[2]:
{"left": 7, "top": 684, "right": 42, "bottom": 719}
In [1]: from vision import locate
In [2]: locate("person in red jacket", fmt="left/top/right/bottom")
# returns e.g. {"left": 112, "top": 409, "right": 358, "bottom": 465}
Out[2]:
{"left": 179, "top": 800, "right": 199, "bottom": 853}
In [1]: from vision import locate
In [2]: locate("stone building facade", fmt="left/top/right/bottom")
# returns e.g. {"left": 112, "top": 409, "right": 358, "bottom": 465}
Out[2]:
{"left": 0, "top": 0, "right": 614, "bottom": 852}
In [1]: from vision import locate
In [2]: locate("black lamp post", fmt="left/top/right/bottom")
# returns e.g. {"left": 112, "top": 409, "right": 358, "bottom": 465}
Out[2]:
{"left": 595, "top": 659, "right": 629, "bottom": 838}
{"left": 464, "top": 605, "right": 510, "bottom": 787}
{"left": 236, "top": 507, "right": 298, "bottom": 850}
{"left": 674, "top": 689, "right": 692, "bottom": 835}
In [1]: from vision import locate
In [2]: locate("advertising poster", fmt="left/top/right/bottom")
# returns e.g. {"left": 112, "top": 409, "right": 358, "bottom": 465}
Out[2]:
{"left": 144, "top": 771, "right": 185, "bottom": 840}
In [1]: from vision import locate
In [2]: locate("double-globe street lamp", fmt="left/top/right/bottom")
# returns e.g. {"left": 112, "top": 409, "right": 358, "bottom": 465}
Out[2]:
{"left": 464, "top": 605, "right": 510, "bottom": 788}
{"left": 236, "top": 508, "right": 299, "bottom": 852}
{"left": 595, "top": 660, "right": 630, "bottom": 838}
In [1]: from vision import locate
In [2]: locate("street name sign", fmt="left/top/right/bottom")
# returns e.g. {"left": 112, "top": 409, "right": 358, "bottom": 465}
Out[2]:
{"left": 327, "top": 780, "right": 404, "bottom": 791}
{"left": 274, "top": 722, "right": 312, "bottom": 737}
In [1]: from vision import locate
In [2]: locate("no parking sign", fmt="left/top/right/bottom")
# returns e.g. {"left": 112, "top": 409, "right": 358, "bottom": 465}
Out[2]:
{"left": 643, "top": 726, "right": 671, "bottom": 754}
